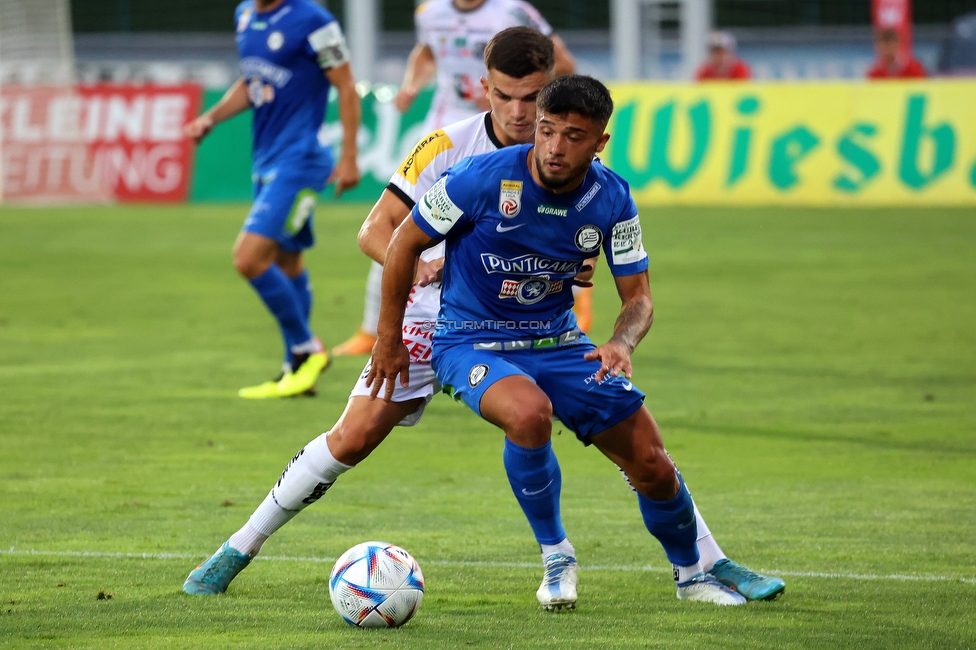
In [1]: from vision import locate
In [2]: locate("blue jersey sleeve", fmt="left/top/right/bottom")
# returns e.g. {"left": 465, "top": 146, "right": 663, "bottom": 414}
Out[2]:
{"left": 604, "top": 194, "right": 649, "bottom": 276}
{"left": 411, "top": 163, "right": 481, "bottom": 241}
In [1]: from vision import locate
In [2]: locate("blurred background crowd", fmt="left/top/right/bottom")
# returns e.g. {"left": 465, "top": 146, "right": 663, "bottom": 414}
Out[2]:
{"left": 27, "top": 0, "right": 976, "bottom": 90}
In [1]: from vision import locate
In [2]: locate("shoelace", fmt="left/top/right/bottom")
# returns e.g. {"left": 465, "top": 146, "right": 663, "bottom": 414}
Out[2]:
{"left": 542, "top": 555, "right": 575, "bottom": 586}
{"left": 718, "top": 561, "right": 763, "bottom": 583}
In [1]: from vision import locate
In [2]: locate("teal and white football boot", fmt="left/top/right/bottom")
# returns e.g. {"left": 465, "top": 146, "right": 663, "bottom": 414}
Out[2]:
{"left": 182, "top": 542, "right": 253, "bottom": 595}
{"left": 709, "top": 558, "right": 786, "bottom": 601}
{"left": 676, "top": 572, "right": 748, "bottom": 605}
{"left": 537, "top": 553, "right": 578, "bottom": 611}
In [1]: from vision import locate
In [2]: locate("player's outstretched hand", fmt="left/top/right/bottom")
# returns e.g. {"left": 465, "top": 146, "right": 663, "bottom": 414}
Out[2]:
{"left": 365, "top": 336, "right": 411, "bottom": 402}
{"left": 584, "top": 340, "right": 633, "bottom": 383}
{"left": 184, "top": 115, "right": 214, "bottom": 144}
{"left": 415, "top": 257, "right": 444, "bottom": 287}
{"left": 329, "top": 156, "right": 361, "bottom": 198}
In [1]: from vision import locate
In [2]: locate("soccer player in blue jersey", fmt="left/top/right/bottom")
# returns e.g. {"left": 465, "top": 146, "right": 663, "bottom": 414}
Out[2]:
{"left": 369, "top": 75, "right": 786, "bottom": 607}
{"left": 185, "top": 0, "right": 361, "bottom": 398}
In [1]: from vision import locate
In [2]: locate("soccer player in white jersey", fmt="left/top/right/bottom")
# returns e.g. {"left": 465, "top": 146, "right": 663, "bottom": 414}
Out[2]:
{"left": 368, "top": 74, "right": 787, "bottom": 607}
{"left": 332, "top": 0, "right": 583, "bottom": 358}
{"left": 182, "top": 29, "right": 783, "bottom": 608}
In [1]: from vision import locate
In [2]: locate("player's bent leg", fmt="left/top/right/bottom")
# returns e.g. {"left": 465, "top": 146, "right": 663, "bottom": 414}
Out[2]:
{"left": 327, "top": 396, "right": 426, "bottom": 466}
{"left": 590, "top": 407, "right": 745, "bottom": 606}
{"left": 479, "top": 376, "right": 576, "bottom": 609}
{"left": 183, "top": 431, "right": 353, "bottom": 595}
{"left": 233, "top": 232, "right": 323, "bottom": 396}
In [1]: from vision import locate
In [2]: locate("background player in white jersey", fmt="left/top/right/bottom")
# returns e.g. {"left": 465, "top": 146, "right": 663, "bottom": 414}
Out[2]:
{"left": 181, "top": 27, "right": 561, "bottom": 595}
{"left": 368, "top": 75, "right": 786, "bottom": 608}
{"left": 332, "top": 0, "right": 582, "bottom": 358}
{"left": 184, "top": 0, "right": 361, "bottom": 399}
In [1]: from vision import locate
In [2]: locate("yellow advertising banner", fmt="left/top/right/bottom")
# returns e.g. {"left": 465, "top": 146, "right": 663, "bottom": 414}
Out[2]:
{"left": 603, "top": 80, "right": 976, "bottom": 205}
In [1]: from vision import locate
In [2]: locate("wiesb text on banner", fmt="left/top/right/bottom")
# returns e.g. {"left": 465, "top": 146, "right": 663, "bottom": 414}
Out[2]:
{"left": 602, "top": 81, "right": 976, "bottom": 205}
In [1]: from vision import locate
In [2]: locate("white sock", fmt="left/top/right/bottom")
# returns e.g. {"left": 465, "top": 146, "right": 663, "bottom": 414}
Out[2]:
{"left": 290, "top": 338, "right": 322, "bottom": 356}
{"left": 540, "top": 538, "right": 576, "bottom": 561}
{"left": 362, "top": 261, "right": 383, "bottom": 336}
{"left": 227, "top": 431, "right": 352, "bottom": 557}
{"left": 693, "top": 503, "right": 727, "bottom": 573}
{"left": 674, "top": 561, "right": 704, "bottom": 584}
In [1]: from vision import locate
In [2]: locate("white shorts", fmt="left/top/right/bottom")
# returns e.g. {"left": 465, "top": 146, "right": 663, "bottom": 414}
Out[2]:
{"left": 349, "top": 360, "right": 440, "bottom": 427}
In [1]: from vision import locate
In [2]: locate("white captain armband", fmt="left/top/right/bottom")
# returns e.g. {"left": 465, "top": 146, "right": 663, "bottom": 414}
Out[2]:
{"left": 417, "top": 176, "right": 464, "bottom": 235}
{"left": 308, "top": 21, "right": 351, "bottom": 69}
{"left": 610, "top": 215, "right": 648, "bottom": 266}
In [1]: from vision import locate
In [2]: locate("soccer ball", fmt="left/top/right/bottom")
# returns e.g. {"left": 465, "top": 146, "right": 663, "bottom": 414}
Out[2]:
{"left": 329, "top": 541, "right": 425, "bottom": 628}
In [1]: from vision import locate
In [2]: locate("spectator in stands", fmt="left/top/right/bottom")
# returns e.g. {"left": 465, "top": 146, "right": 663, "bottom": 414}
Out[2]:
{"left": 867, "top": 28, "right": 927, "bottom": 79}
{"left": 695, "top": 31, "right": 751, "bottom": 81}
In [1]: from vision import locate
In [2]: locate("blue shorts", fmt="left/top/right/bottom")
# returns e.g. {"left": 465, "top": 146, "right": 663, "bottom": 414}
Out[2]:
{"left": 433, "top": 336, "right": 646, "bottom": 443}
{"left": 243, "top": 161, "right": 331, "bottom": 253}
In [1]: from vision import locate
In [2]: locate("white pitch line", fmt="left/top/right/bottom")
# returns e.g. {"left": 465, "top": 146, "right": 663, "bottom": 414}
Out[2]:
{"left": 2, "top": 548, "right": 974, "bottom": 585}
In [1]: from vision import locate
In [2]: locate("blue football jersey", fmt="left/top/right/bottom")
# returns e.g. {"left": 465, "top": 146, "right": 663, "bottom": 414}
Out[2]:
{"left": 411, "top": 144, "right": 649, "bottom": 346}
{"left": 234, "top": 0, "right": 349, "bottom": 175}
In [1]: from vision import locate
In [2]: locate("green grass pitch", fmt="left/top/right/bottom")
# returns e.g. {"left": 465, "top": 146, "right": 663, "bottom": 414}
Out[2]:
{"left": 0, "top": 202, "right": 974, "bottom": 648}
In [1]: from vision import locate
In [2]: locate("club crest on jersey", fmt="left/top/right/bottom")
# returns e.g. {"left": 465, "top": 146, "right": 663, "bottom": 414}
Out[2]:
{"left": 499, "top": 277, "right": 564, "bottom": 305}
{"left": 499, "top": 180, "right": 522, "bottom": 218}
{"left": 468, "top": 364, "right": 489, "bottom": 387}
{"left": 267, "top": 31, "right": 284, "bottom": 51}
{"left": 575, "top": 225, "right": 603, "bottom": 253}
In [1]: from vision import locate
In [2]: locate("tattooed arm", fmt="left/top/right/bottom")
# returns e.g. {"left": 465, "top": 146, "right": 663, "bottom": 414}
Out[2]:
{"left": 583, "top": 271, "right": 654, "bottom": 382}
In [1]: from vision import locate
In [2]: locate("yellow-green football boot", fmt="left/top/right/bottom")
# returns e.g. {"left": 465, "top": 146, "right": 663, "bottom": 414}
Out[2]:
{"left": 276, "top": 349, "right": 330, "bottom": 397}
{"left": 238, "top": 375, "right": 286, "bottom": 399}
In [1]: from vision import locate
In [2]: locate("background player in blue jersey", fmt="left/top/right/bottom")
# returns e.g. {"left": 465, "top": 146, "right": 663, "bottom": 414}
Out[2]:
{"left": 369, "top": 75, "right": 785, "bottom": 607}
{"left": 185, "top": 0, "right": 361, "bottom": 398}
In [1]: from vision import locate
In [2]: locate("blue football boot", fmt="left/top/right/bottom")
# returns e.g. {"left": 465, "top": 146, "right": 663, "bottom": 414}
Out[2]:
{"left": 709, "top": 558, "right": 786, "bottom": 601}
{"left": 182, "top": 542, "right": 253, "bottom": 595}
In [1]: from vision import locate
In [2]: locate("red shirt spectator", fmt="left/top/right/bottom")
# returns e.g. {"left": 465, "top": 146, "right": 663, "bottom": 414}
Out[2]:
{"left": 696, "top": 58, "right": 752, "bottom": 81}
{"left": 868, "top": 28, "right": 928, "bottom": 79}
{"left": 867, "top": 57, "right": 927, "bottom": 79}
{"left": 695, "top": 31, "right": 752, "bottom": 82}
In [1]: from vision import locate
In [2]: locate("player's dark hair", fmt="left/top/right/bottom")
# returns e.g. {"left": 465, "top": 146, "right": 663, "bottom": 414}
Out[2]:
{"left": 537, "top": 74, "right": 614, "bottom": 125}
{"left": 484, "top": 26, "right": 555, "bottom": 78}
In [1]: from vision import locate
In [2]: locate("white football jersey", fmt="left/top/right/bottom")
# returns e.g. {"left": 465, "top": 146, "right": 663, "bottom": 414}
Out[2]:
{"left": 387, "top": 111, "right": 506, "bottom": 362}
{"left": 415, "top": 0, "right": 552, "bottom": 129}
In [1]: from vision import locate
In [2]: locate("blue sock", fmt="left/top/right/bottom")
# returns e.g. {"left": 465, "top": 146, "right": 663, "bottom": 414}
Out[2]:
{"left": 290, "top": 269, "right": 312, "bottom": 323}
{"left": 286, "top": 270, "right": 313, "bottom": 366}
{"left": 503, "top": 438, "right": 566, "bottom": 546}
{"left": 248, "top": 266, "right": 313, "bottom": 358}
{"left": 637, "top": 473, "right": 700, "bottom": 567}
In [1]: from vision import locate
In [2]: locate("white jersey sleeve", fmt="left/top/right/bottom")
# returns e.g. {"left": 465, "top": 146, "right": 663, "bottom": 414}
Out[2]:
{"left": 387, "top": 111, "right": 499, "bottom": 208}
{"left": 415, "top": 1, "right": 433, "bottom": 48}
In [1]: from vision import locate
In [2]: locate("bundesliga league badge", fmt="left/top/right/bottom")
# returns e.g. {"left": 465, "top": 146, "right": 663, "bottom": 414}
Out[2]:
{"left": 498, "top": 180, "right": 522, "bottom": 218}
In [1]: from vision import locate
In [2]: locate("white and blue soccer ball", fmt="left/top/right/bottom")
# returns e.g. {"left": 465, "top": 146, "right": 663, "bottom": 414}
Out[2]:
{"left": 329, "top": 541, "right": 425, "bottom": 628}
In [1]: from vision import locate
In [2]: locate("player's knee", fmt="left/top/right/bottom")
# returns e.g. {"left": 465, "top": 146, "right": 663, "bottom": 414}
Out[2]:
{"left": 233, "top": 248, "right": 270, "bottom": 279}
{"left": 327, "top": 425, "right": 382, "bottom": 466}
{"left": 501, "top": 397, "right": 553, "bottom": 447}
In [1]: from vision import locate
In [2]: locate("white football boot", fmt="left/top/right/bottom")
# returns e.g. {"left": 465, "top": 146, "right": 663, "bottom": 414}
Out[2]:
{"left": 537, "top": 553, "right": 578, "bottom": 610}
{"left": 676, "top": 572, "right": 747, "bottom": 606}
